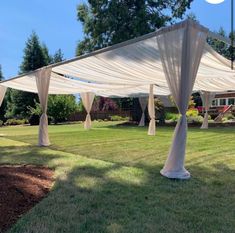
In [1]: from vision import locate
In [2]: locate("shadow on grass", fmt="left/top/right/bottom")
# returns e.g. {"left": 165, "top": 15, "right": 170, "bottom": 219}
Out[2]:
{"left": 5, "top": 146, "right": 235, "bottom": 233}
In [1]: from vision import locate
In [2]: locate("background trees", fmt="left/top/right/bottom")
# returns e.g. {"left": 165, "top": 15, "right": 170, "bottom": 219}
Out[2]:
{"left": 47, "top": 95, "right": 77, "bottom": 124}
{"left": 6, "top": 32, "right": 49, "bottom": 119}
{"left": 76, "top": 0, "right": 193, "bottom": 55}
{"left": 0, "top": 65, "right": 7, "bottom": 121}
{"left": 0, "top": 65, "right": 3, "bottom": 82}
{"left": 4, "top": 32, "right": 78, "bottom": 124}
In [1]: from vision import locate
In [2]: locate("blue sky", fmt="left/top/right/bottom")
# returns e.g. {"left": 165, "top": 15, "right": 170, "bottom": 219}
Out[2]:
{"left": 0, "top": 0, "right": 231, "bottom": 79}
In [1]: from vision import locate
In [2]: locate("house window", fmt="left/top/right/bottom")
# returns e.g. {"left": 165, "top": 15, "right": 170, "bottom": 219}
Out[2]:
{"left": 212, "top": 99, "right": 218, "bottom": 106}
{"left": 228, "top": 98, "right": 235, "bottom": 105}
{"left": 219, "top": 99, "right": 226, "bottom": 106}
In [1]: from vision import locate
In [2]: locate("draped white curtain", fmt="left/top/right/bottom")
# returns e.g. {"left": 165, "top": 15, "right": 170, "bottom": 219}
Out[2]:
{"left": 80, "top": 92, "right": 95, "bottom": 129}
{"left": 35, "top": 68, "right": 52, "bottom": 146}
{"left": 0, "top": 86, "right": 7, "bottom": 107}
{"left": 148, "top": 84, "right": 156, "bottom": 135}
{"left": 157, "top": 20, "right": 208, "bottom": 179}
{"left": 138, "top": 97, "right": 148, "bottom": 126}
{"left": 200, "top": 91, "right": 215, "bottom": 129}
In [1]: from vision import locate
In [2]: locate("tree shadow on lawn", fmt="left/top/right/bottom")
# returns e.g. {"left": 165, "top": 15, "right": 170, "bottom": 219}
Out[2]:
{"left": 8, "top": 156, "right": 235, "bottom": 233}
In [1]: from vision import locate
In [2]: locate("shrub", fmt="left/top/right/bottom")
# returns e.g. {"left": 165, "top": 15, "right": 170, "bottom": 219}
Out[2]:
{"left": 6, "top": 119, "right": 28, "bottom": 126}
{"left": 110, "top": 115, "right": 129, "bottom": 121}
{"left": 165, "top": 112, "right": 179, "bottom": 121}
{"left": 226, "top": 113, "right": 235, "bottom": 120}
{"left": 222, "top": 117, "right": 228, "bottom": 123}
{"left": 187, "top": 115, "right": 204, "bottom": 124}
{"left": 28, "top": 101, "right": 42, "bottom": 125}
{"left": 0, "top": 120, "right": 3, "bottom": 127}
{"left": 48, "top": 95, "right": 77, "bottom": 124}
{"left": 186, "top": 108, "right": 199, "bottom": 117}
{"left": 28, "top": 114, "right": 40, "bottom": 125}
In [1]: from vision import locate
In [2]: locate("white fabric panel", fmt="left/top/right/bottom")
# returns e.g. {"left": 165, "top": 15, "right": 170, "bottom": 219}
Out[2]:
{"left": 200, "top": 91, "right": 215, "bottom": 129}
{"left": 157, "top": 20, "right": 208, "bottom": 179}
{"left": 148, "top": 84, "right": 156, "bottom": 135}
{"left": 53, "top": 37, "right": 167, "bottom": 86}
{"left": 0, "top": 72, "right": 170, "bottom": 97}
{"left": 96, "top": 85, "right": 170, "bottom": 98}
{"left": 0, "top": 86, "right": 7, "bottom": 107}
{"left": 138, "top": 97, "right": 148, "bottom": 126}
{"left": 80, "top": 92, "right": 95, "bottom": 129}
{"left": 35, "top": 68, "right": 52, "bottom": 146}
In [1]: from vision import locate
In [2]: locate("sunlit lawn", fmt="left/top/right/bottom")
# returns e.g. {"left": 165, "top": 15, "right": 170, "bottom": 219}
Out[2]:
{"left": 0, "top": 121, "right": 235, "bottom": 233}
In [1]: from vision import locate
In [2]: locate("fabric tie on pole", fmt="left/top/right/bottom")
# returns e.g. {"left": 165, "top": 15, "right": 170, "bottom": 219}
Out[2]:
{"left": 200, "top": 91, "right": 215, "bottom": 129}
{"left": 157, "top": 20, "right": 208, "bottom": 179}
{"left": 35, "top": 68, "right": 52, "bottom": 146}
{"left": 84, "top": 113, "right": 92, "bottom": 129}
{"left": 80, "top": 92, "right": 95, "bottom": 129}
{"left": 138, "top": 97, "right": 148, "bottom": 126}
{"left": 0, "top": 85, "right": 7, "bottom": 107}
{"left": 148, "top": 84, "right": 156, "bottom": 135}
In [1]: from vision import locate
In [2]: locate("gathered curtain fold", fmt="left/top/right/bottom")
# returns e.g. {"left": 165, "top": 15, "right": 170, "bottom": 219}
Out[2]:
{"left": 0, "top": 86, "right": 7, "bottom": 107}
{"left": 148, "top": 84, "right": 156, "bottom": 135}
{"left": 200, "top": 91, "right": 215, "bottom": 129}
{"left": 35, "top": 68, "right": 52, "bottom": 146}
{"left": 80, "top": 92, "right": 95, "bottom": 129}
{"left": 138, "top": 97, "right": 148, "bottom": 127}
{"left": 157, "top": 20, "right": 208, "bottom": 179}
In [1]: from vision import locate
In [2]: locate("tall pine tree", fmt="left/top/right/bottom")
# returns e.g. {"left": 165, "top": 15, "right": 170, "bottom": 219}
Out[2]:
{"left": 53, "top": 49, "right": 64, "bottom": 63}
{"left": 0, "top": 65, "right": 3, "bottom": 81}
{"left": 6, "top": 32, "right": 50, "bottom": 119}
{"left": 0, "top": 65, "right": 6, "bottom": 121}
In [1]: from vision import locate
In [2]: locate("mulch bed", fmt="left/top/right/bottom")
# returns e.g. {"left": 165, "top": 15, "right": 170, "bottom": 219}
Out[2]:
{"left": 0, "top": 165, "right": 54, "bottom": 232}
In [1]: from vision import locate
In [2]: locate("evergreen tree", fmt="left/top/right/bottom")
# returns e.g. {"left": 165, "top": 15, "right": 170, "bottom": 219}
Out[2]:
{"left": 0, "top": 65, "right": 6, "bottom": 121}
{"left": 20, "top": 32, "right": 48, "bottom": 73}
{"left": 207, "top": 27, "right": 231, "bottom": 59}
{"left": 41, "top": 43, "right": 53, "bottom": 65}
{"left": 0, "top": 65, "right": 4, "bottom": 81}
{"left": 53, "top": 49, "right": 64, "bottom": 63}
{"left": 6, "top": 32, "right": 50, "bottom": 119}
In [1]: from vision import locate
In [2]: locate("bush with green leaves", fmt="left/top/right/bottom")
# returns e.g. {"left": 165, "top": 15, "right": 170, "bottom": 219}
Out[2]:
{"left": 28, "top": 101, "right": 42, "bottom": 125}
{"left": 226, "top": 113, "right": 235, "bottom": 120}
{"left": 165, "top": 112, "right": 179, "bottom": 122}
{"left": 186, "top": 108, "right": 199, "bottom": 117}
{"left": 110, "top": 115, "right": 129, "bottom": 121}
{"left": 0, "top": 120, "right": 3, "bottom": 126}
{"left": 47, "top": 95, "right": 77, "bottom": 124}
{"left": 187, "top": 115, "right": 204, "bottom": 124}
{"left": 5, "top": 119, "right": 28, "bottom": 126}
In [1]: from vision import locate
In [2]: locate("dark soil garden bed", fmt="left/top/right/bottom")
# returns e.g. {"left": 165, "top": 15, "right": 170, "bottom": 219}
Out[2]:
{"left": 0, "top": 165, "right": 54, "bottom": 232}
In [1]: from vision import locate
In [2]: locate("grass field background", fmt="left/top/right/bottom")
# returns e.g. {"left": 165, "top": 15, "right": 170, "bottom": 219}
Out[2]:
{"left": 0, "top": 122, "right": 235, "bottom": 233}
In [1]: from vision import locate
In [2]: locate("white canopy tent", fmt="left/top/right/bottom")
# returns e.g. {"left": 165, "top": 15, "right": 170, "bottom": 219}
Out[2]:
{"left": 1, "top": 19, "right": 235, "bottom": 179}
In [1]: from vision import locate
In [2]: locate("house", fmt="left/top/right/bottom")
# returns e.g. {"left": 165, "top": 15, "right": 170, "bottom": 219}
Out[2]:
{"left": 211, "top": 92, "right": 235, "bottom": 107}
{"left": 198, "top": 92, "right": 235, "bottom": 118}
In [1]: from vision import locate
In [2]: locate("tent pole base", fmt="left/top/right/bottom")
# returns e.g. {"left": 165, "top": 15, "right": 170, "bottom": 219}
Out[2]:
{"left": 160, "top": 169, "right": 191, "bottom": 180}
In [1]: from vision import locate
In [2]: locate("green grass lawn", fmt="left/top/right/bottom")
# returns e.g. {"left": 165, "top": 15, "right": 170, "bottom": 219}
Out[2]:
{"left": 0, "top": 121, "right": 235, "bottom": 233}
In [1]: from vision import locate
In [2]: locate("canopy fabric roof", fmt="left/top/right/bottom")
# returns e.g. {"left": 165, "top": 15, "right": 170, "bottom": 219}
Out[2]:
{"left": 0, "top": 20, "right": 234, "bottom": 97}
{"left": 0, "top": 72, "right": 170, "bottom": 97}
